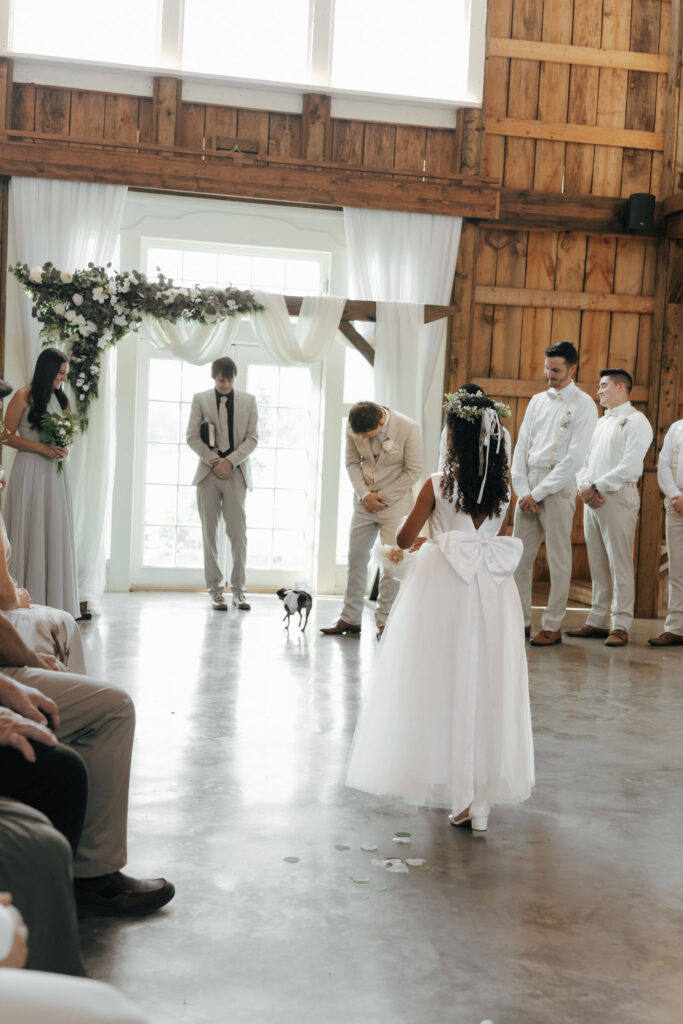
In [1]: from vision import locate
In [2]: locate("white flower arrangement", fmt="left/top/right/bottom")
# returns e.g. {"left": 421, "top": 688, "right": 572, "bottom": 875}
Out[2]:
{"left": 11, "top": 261, "right": 264, "bottom": 430}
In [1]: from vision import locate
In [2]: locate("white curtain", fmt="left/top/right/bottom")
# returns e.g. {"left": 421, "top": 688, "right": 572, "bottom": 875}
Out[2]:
{"left": 8, "top": 177, "right": 128, "bottom": 609}
{"left": 140, "top": 318, "right": 241, "bottom": 363}
{"left": 250, "top": 291, "right": 346, "bottom": 365}
{"left": 343, "top": 208, "right": 462, "bottom": 466}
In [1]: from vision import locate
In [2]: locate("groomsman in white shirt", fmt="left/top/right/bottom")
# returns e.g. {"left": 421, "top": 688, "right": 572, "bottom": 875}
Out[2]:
{"left": 511, "top": 341, "right": 598, "bottom": 646}
{"left": 649, "top": 417, "right": 683, "bottom": 646}
{"left": 568, "top": 368, "right": 653, "bottom": 647}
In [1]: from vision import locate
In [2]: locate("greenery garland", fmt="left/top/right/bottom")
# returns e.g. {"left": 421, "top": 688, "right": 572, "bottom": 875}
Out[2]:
{"left": 10, "top": 261, "right": 264, "bottom": 429}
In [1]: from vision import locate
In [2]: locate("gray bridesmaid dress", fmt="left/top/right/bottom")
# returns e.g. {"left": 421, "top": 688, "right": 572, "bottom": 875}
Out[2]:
{"left": 4, "top": 393, "right": 80, "bottom": 619}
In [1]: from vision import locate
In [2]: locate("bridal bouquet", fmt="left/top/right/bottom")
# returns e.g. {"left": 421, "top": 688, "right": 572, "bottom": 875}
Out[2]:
{"left": 39, "top": 410, "right": 79, "bottom": 474}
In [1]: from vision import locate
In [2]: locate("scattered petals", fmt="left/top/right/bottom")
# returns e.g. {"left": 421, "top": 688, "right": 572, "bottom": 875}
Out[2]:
{"left": 283, "top": 856, "right": 300, "bottom": 864}
{"left": 392, "top": 836, "right": 411, "bottom": 845}
{"left": 385, "top": 859, "right": 409, "bottom": 873}
{"left": 406, "top": 859, "right": 426, "bottom": 867}
{"left": 360, "top": 843, "right": 378, "bottom": 852}
{"left": 349, "top": 875, "right": 370, "bottom": 885}
{"left": 394, "top": 831, "right": 411, "bottom": 837}
{"left": 334, "top": 844, "right": 351, "bottom": 851}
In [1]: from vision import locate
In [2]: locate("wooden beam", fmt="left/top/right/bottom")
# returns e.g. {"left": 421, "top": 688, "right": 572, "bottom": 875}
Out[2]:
{"left": 487, "top": 37, "right": 668, "bottom": 74}
{"left": 302, "top": 94, "right": 332, "bottom": 163}
{"left": 635, "top": 471, "right": 665, "bottom": 619}
{"left": 485, "top": 116, "right": 665, "bottom": 152}
{"left": 337, "top": 320, "right": 375, "bottom": 366}
{"left": 0, "top": 58, "right": 12, "bottom": 130}
{"left": 468, "top": 377, "right": 649, "bottom": 403}
{"left": 0, "top": 138, "right": 500, "bottom": 219}
{"left": 153, "top": 77, "right": 181, "bottom": 148}
{"left": 495, "top": 188, "right": 663, "bottom": 236}
{"left": 283, "top": 297, "right": 457, "bottom": 323}
{"left": 475, "top": 285, "right": 655, "bottom": 314}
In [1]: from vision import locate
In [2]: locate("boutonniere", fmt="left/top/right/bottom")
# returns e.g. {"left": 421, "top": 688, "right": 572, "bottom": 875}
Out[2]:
{"left": 560, "top": 409, "right": 572, "bottom": 427}
{"left": 619, "top": 416, "right": 629, "bottom": 429}
{"left": 381, "top": 438, "right": 397, "bottom": 453}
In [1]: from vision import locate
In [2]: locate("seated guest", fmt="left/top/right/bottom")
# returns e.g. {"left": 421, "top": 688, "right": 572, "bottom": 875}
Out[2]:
{"left": 0, "top": 896, "right": 149, "bottom": 1022}
{"left": 0, "top": 614, "right": 174, "bottom": 916}
{"left": 0, "top": 468, "right": 84, "bottom": 672}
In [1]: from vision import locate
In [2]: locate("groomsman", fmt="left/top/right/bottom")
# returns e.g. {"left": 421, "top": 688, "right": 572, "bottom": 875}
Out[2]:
{"left": 649, "top": 417, "right": 683, "bottom": 646}
{"left": 511, "top": 341, "right": 598, "bottom": 646}
{"left": 186, "top": 357, "right": 258, "bottom": 611}
{"left": 568, "top": 368, "right": 653, "bottom": 647}
{"left": 321, "top": 401, "right": 422, "bottom": 639}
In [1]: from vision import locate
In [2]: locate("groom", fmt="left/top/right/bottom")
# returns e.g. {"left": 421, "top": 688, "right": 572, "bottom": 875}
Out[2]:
{"left": 321, "top": 401, "right": 422, "bottom": 638}
{"left": 186, "top": 357, "right": 258, "bottom": 611}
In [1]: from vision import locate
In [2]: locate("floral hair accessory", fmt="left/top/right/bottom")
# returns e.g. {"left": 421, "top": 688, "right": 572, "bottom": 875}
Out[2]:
{"left": 444, "top": 389, "right": 511, "bottom": 421}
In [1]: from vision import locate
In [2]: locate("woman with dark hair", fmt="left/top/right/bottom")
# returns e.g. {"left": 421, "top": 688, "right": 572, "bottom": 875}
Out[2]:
{"left": 2, "top": 349, "right": 79, "bottom": 618}
{"left": 346, "top": 389, "right": 534, "bottom": 835}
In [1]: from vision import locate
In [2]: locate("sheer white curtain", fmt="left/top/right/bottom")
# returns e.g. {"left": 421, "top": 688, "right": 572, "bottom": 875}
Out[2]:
{"left": 343, "top": 208, "right": 462, "bottom": 466}
{"left": 140, "top": 318, "right": 241, "bottom": 363}
{"left": 250, "top": 292, "right": 346, "bottom": 364}
{"left": 8, "top": 178, "right": 128, "bottom": 609}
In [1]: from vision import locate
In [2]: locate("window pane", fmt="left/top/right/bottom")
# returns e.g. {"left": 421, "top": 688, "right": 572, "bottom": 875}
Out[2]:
{"left": 332, "top": 0, "right": 467, "bottom": 101}
{"left": 343, "top": 346, "right": 375, "bottom": 404}
{"left": 275, "top": 449, "right": 307, "bottom": 490}
{"left": 177, "top": 486, "right": 201, "bottom": 527}
{"left": 285, "top": 259, "right": 322, "bottom": 295}
{"left": 252, "top": 256, "right": 286, "bottom": 292}
{"left": 149, "top": 360, "right": 181, "bottom": 402}
{"left": 218, "top": 253, "right": 252, "bottom": 289}
{"left": 175, "top": 527, "right": 204, "bottom": 567}
{"left": 251, "top": 447, "right": 276, "bottom": 488}
{"left": 148, "top": 248, "right": 183, "bottom": 281}
{"left": 246, "top": 528, "right": 272, "bottom": 568}
{"left": 277, "top": 408, "right": 308, "bottom": 449}
{"left": 182, "top": 364, "right": 211, "bottom": 402}
{"left": 145, "top": 485, "right": 177, "bottom": 526}
{"left": 146, "top": 444, "right": 179, "bottom": 485}
{"left": 279, "top": 367, "right": 311, "bottom": 408}
{"left": 247, "top": 489, "right": 275, "bottom": 530}
{"left": 274, "top": 490, "right": 307, "bottom": 531}
{"left": 258, "top": 407, "right": 277, "bottom": 447}
{"left": 336, "top": 417, "right": 353, "bottom": 564}
{"left": 247, "top": 365, "right": 279, "bottom": 407}
{"left": 272, "top": 530, "right": 304, "bottom": 569}
{"left": 182, "top": 250, "right": 218, "bottom": 286}
{"left": 11, "top": 0, "right": 161, "bottom": 66}
{"left": 144, "top": 526, "right": 175, "bottom": 567}
{"left": 178, "top": 446, "right": 198, "bottom": 486}
{"left": 183, "top": 0, "right": 309, "bottom": 84}
{"left": 148, "top": 402, "right": 181, "bottom": 444}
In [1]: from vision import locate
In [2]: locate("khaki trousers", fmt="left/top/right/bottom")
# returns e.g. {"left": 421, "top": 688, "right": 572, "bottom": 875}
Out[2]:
{"left": 341, "top": 492, "right": 413, "bottom": 628}
{"left": 664, "top": 502, "right": 683, "bottom": 634}
{"left": 3, "top": 668, "right": 134, "bottom": 878}
{"left": 513, "top": 469, "right": 576, "bottom": 631}
{"left": 584, "top": 485, "right": 640, "bottom": 632}
{"left": 196, "top": 468, "right": 247, "bottom": 595}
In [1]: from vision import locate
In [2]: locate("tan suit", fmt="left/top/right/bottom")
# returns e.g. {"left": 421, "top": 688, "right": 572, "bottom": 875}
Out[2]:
{"left": 342, "top": 410, "right": 422, "bottom": 628}
{"left": 186, "top": 388, "right": 258, "bottom": 596}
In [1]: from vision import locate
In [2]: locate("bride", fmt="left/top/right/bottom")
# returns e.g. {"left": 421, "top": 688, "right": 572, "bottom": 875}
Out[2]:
{"left": 346, "top": 388, "right": 534, "bottom": 834}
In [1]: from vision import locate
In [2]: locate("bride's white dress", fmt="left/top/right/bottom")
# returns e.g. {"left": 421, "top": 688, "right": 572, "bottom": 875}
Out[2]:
{"left": 346, "top": 473, "right": 534, "bottom": 815}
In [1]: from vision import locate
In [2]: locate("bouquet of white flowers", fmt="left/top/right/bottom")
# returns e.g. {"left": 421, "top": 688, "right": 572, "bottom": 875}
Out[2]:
{"left": 39, "top": 410, "right": 79, "bottom": 474}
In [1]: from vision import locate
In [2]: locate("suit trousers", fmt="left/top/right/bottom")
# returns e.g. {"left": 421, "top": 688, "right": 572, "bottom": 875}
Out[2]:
{"left": 196, "top": 469, "right": 247, "bottom": 595}
{"left": 513, "top": 469, "right": 577, "bottom": 631}
{"left": 0, "top": 798, "right": 84, "bottom": 975}
{"left": 664, "top": 502, "right": 683, "bottom": 634}
{"left": 584, "top": 485, "right": 640, "bottom": 632}
{"left": 2, "top": 667, "right": 134, "bottom": 878}
{"left": 341, "top": 493, "right": 413, "bottom": 628}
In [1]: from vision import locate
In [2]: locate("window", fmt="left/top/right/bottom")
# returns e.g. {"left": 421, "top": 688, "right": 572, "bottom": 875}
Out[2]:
{"left": 336, "top": 347, "right": 375, "bottom": 565}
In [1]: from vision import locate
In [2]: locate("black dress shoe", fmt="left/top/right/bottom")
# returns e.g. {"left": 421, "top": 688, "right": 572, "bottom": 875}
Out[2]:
{"left": 74, "top": 871, "right": 175, "bottom": 916}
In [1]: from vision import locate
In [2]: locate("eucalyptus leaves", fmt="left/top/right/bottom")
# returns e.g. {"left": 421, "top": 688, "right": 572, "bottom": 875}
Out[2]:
{"left": 11, "top": 261, "right": 263, "bottom": 429}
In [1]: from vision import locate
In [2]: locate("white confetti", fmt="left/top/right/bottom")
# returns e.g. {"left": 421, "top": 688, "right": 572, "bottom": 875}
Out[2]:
{"left": 385, "top": 859, "right": 409, "bottom": 873}
{"left": 360, "top": 843, "right": 378, "bottom": 852}
{"left": 406, "top": 858, "right": 426, "bottom": 867}
{"left": 392, "top": 835, "right": 410, "bottom": 845}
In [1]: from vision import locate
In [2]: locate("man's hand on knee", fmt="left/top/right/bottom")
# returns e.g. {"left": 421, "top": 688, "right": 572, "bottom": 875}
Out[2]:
{"left": 0, "top": 707, "right": 56, "bottom": 762}
{"left": 0, "top": 674, "right": 60, "bottom": 730}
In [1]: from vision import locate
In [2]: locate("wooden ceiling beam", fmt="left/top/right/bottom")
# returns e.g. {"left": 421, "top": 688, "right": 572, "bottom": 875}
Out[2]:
{"left": 337, "top": 320, "right": 375, "bottom": 365}
{"left": 283, "top": 297, "right": 457, "bottom": 323}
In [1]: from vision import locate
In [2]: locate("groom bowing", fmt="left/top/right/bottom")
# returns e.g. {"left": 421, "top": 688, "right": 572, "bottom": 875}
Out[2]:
{"left": 187, "top": 357, "right": 258, "bottom": 611}
{"left": 321, "top": 401, "right": 422, "bottom": 638}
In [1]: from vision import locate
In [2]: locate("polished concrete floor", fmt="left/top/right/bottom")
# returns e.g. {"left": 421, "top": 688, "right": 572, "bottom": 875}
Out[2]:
{"left": 78, "top": 593, "right": 683, "bottom": 1024}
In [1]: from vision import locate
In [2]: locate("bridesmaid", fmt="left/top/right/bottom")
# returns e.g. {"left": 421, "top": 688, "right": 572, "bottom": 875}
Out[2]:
{"left": 2, "top": 349, "right": 79, "bottom": 618}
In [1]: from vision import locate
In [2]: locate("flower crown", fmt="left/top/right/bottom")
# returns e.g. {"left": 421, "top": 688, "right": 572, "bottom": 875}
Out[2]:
{"left": 444, "top": 389, "right": 511, "bottom": 423}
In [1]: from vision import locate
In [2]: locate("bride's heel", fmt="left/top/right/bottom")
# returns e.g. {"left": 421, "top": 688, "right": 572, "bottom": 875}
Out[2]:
{"left": 470, "top": 801, "right": 489, "bottom": 835}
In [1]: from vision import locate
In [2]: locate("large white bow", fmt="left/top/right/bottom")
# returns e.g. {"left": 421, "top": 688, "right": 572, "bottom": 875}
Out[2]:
{"left": 436, "top": 531, "right": 523, "bottom": 584}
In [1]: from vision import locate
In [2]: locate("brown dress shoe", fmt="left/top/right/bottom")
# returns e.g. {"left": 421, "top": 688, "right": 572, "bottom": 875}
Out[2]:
{"left": 605, "top": 629, "right": 628, "bottom": 647}
{"left": 564, "top": 625, "right": 610, "bottom": 638}
{"left": 320, "top": 618, "right": 361, "bottom": 636}
{"left": 648, "top": 631, "right": 683, "bottom": 646}
{"left": 530, "top": 629, "right": 562, "bottom": 646}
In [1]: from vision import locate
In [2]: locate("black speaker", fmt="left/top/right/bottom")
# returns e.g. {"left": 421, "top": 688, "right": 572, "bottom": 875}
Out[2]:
{"left": 626, "top": 192, "right": 655, "bottom": 233}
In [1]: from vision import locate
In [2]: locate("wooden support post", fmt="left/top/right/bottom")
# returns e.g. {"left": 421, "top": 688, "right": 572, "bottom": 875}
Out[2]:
{"left": 302, "top": 94, "right": 332, "bottom": 163}
{"left": 0, "top": 58, "right": 13, "bottom": 130}
{"left": 337, "top": 320, "right": 375, "bottom": 366}
{"left": 153, "top": 77, "right": 181, "bottom": 148}
{"left": 444, "top": 220, "right": 478, "bottom": 394}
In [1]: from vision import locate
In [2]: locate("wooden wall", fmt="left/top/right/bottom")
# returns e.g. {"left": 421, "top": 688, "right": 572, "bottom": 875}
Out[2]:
{"left": 446, "top": 0, "right": 683, "bottom": 611}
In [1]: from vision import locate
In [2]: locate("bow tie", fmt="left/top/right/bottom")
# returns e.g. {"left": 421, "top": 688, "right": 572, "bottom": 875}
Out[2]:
{"left": 547, "top": 389, "right": 560, "bottom": 400}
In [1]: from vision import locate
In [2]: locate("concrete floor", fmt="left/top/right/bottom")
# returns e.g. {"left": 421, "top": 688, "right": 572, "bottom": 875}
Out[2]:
{"left": 78, "top": 593, "right": 683, "bottom": 1024}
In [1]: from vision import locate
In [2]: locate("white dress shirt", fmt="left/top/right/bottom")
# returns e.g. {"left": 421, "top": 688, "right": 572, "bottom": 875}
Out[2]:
{"left": 657, "top": 419, "right": 683, "bottom": 500}
{"left": 511, "top": 382, "right": 598, "bottom": 502}
{"left": 577, "top": 402, "right": 653, "bottom": 493}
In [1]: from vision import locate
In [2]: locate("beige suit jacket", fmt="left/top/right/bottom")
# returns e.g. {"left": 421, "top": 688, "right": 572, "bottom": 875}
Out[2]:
{"left": 345, "top": 409, "right": 422, "bottom": 508}
{"left": 186, "top": 387, "right": 258, "bottom": 489}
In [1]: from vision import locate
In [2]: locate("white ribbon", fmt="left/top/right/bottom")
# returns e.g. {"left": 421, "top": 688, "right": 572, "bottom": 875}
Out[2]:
{"left": 436, "top": 531, "right": 523, "bottom": 585}
{"left": 477, "top": 408, "right": 504, "bottom": 503}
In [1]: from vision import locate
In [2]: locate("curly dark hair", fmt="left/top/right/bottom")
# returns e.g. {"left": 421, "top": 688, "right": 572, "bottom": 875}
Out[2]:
{"left": 440, "top": 395, "right": 509, "bottom": 518}
{"left": 27, "top": 348, "right": 68, "bottom": 428}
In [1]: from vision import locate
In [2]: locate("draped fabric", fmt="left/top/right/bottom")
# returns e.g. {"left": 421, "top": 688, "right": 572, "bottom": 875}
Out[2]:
{"left": 140, "top": 318, "right": 241, "bottom": 364}
{"left": 343, "top": 207, "right": 462, "bottom": 465}
{"left": 8, "top": 178, "right": 128, "bottom": 609}
{"left": 250, "top": 291, "right": 346, "bottom": 365}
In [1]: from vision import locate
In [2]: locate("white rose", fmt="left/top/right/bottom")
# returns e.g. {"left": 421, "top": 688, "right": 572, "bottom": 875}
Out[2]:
{"left": 92, "top": 287, "right": 106, "bottom": 303}
{"left": 60, "top": 271, "right": 73, "bottom": 284}
{"left": 82, "top": 384, "right": 90, "bottom": 392}
{"left": 65, "top": 310, "right": 77, "bottom": 323}
{"left": 106, "top": 281, "right": 117, "bottom": 295}
{"left": 72, "top": 293, "right": 84, "bottom": 306}
{"left": 54, "top": 302, "right": 66, "bottom": 317}
{"left": 29, "top": 266, "right": 43, "bottom": 283}
{"left": 113, "top": 314, "right": 128, "bottom": 327}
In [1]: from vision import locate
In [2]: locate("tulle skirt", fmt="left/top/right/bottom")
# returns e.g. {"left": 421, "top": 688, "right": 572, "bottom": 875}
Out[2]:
{"left": 346, "top": 542, "right": 535, "bottom": 814}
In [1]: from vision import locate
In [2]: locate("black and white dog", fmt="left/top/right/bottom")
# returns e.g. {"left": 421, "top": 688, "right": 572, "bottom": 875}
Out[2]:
{"left": 276, "top": 587, "right": 313, "bottom": 632}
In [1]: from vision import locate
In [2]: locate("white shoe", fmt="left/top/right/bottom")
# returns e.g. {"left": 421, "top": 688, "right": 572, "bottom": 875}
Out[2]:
{"left": 211, "top": 592, "right": 228, "bottom": 611}
{"left": 448, "top": 801, "right": 489, "bottom": 834}
{"left": 232, "top": 592, "right": 251, "bottom": 611}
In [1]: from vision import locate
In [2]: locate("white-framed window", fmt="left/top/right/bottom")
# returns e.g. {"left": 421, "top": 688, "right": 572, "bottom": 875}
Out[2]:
{"left": 4, "top": 0, "right": 480, "bottom": 105}
{"left": 335, "top": 346, "right": 375, "bottom": 566}
{"left": 130, "top": 239, "right": 328, "bottom": 588}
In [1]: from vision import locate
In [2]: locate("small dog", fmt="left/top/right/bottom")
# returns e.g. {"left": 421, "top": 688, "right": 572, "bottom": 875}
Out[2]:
{"left": 276, "top": 587, "right": 313, "bottom": 632}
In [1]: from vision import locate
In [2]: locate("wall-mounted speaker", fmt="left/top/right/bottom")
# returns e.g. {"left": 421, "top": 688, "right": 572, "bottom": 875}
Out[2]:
{"left": 626, "top": 193, "right": 655, "bottom": 233}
